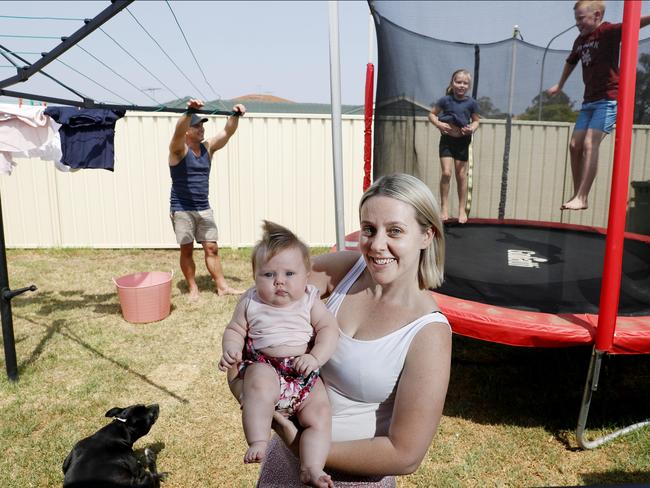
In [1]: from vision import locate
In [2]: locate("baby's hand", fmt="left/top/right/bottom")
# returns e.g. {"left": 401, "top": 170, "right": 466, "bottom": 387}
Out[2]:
{"left": 218, "top": 349, "right": 242, "bottom": 371}
{"left": 293, "top": 354, "right": 319, "bottom": 376}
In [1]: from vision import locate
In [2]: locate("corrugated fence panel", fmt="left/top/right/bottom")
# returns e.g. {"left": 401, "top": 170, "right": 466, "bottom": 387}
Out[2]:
{"left": 2, "top": 114, "right": 650, "bottom": 248}
{"left": 0, "top": 157, "right": 60, "bottom": 247}
{"left": 505, "top": 121, "right": 572, "bottom": 222}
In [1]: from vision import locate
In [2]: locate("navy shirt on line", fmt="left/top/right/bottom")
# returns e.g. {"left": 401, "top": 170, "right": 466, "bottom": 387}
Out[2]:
{"left": 44, "top": 107, "right": 125, "bottom": 171}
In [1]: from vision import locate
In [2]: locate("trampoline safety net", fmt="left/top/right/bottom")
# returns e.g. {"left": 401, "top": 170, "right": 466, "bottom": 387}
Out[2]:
{"left": 369, "top": 1, "right": 650, "bottom": 220}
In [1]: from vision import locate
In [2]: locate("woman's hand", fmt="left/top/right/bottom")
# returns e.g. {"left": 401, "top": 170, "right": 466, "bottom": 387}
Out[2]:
{"left": 271, "top": 410, "right": 301, "bottom": 456}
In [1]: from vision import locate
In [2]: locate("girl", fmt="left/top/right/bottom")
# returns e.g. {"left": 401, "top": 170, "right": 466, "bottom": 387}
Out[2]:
{"left": 429, "top": 69, "right": 480, "bottom": 223}
{"left": 229, "top": 174, "right": 452, "bottom": 487}
{"left": 219, "top": 220, "right": 339, "bottom": 488}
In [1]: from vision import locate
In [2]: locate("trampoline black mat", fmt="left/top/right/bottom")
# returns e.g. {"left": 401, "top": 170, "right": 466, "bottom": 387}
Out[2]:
{"left": 438, "top": 222, "right": 650, "bottom": 316}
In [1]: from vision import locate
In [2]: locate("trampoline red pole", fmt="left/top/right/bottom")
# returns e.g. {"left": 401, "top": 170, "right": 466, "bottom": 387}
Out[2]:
{"left": 595, "top": 0, "right": 641, "bottom": 352}
{"left": 363, "top": 62, "right": 375, "bottom": 192}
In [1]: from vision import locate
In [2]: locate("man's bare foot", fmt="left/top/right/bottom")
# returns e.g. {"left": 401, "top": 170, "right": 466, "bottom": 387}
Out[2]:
{"left": 458, "top": 213, "right": 468, "bottom": 224}
{"left": 216, "top": 286, "right": 245, "bottom": 296}
{"left": 300, "top": 467, "right": 334, "bottom": 488}
{"left": 561, "top": 197, "right": 588, "bottom": 210}
{"left": 187, "top": 288, "right": 200, "bottom": 303}
{"left": 244, "top": 441, "right": 267, "bottom": 464}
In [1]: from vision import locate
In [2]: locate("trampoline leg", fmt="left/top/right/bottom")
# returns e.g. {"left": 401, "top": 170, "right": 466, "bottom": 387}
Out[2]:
{"left": 576, "top": 348, "right": 650, "bottom": 449}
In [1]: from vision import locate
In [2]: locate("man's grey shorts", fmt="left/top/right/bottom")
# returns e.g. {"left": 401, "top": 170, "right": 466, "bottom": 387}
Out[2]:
{"left": 170, "top": 209, "right": 219, "bottom": 245}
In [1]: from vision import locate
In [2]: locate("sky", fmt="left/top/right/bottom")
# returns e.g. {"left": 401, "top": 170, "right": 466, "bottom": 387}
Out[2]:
{"left": 1, "top": 1, "right": 649, "bottom": 107}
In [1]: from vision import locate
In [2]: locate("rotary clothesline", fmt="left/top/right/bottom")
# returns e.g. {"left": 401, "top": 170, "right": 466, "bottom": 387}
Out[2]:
{"left": 0, "top": 1, "right": 231, "bottom": 115}
{"left": 0, "top": 0, "right": 237, "bottom": 381}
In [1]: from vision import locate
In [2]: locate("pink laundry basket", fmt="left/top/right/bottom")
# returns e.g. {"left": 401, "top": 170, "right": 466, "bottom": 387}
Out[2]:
{"left": 113, "top": 271, "right": 173, "bottom": 323}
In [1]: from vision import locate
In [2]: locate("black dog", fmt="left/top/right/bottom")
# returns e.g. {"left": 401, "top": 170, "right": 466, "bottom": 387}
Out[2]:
{"left": 62, "top": 403, "right": 167, "bottom": 488}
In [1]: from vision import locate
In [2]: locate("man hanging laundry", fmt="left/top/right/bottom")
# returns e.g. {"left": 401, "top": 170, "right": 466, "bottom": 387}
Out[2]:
{"left": 44, "top": 107, "right": 125, "bottom": 171}
{"left": 168, "top": 98, "right": 246, "bottom": 301}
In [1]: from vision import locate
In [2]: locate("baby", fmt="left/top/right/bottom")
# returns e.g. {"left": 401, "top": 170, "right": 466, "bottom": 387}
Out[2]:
{"left": 219, "top": 220, "right": 338, "bottom": 488}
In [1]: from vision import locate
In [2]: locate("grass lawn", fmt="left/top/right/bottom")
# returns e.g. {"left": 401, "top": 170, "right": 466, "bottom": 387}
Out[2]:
{"left": 1, "top": 248, "right": 649, "bottom": 487}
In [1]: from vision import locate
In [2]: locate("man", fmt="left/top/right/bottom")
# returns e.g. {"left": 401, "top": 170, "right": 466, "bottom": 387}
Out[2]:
{"left": 168, "top": 98, "right": 246, "bottom": 300}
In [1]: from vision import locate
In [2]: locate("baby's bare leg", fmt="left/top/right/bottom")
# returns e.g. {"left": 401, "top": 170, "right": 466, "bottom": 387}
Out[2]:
{"left": 295, "top": 380, "right": 333, "bottom": 488}
{"left": 242, "top": 363, "right": 280, "bottom": 463}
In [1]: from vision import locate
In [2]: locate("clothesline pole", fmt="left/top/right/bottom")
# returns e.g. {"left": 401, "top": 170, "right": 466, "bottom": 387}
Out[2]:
{"left": 0, "top": 192, "right": 18, "bottom": 381}
{"left": 0, "top": 190, "right": 36, "bottom": 381}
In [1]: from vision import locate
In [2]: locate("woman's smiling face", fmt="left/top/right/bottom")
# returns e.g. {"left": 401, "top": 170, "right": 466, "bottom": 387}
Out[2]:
{"left": 358, "top": 195, "right": 432, "bottom": 286}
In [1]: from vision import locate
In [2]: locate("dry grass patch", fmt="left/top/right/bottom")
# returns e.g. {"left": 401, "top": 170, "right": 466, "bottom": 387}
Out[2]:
{"left": 1, "top": 249, "right": 649, "bottom": 487}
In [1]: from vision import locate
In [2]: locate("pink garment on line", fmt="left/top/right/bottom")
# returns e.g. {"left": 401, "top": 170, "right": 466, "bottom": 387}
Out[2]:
{"left": 0, "top": 103, "right": 67, "bottom": 175}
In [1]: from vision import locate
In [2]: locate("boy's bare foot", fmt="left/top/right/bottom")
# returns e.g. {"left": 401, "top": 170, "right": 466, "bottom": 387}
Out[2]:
{"left": 244, "top": 441, "right": 267, "bottom": 464}
{"left": 458, "top": 213, "right": 468, "bottom": 224}
{"left": 561, "top": 197, "right": 588, "bottom": 210}
{"left": 216, "top": 286, "right": 244, "bottom": 296}
{"left": 300, "top": 467, "right": 334, "bottom": 488}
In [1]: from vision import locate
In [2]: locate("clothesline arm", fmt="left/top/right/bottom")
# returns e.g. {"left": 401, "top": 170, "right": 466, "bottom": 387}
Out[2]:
{"left": 0, "top": 88, "right": 237, "bottom": 116}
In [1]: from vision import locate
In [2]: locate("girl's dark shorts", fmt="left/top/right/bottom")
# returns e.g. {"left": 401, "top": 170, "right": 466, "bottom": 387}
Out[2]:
{"left": 439, "top": 134, "right": 472, "bottom": 161}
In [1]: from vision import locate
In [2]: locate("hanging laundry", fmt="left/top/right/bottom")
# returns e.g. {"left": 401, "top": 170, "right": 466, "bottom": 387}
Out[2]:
{"left": 0, "top": 103, "right": 65, "bottom": 175}
{"left": 44, "top": 107, "right": 125, "bottom": 171}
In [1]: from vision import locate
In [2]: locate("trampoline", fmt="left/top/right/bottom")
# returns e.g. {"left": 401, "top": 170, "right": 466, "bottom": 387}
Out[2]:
{"left": 355, "top": 0, "right": 650, "bottom": 451}
{"left": 341, "top": 219, "right": 650, "bottom": 355}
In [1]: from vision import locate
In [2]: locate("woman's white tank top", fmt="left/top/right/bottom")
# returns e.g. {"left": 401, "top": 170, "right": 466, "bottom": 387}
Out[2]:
{"left": 321, "top": 256, "right": 451, "bottom": 442}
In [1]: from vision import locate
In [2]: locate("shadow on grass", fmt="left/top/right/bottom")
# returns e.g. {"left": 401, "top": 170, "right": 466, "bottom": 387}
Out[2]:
{"left": 175, "top": 274, "right": 246, "bottom": 295}
{"left": 12, "top": 289, "right": 120, "bottom": 316}
{"left": 580, "top": 470, "right": 650, "bottom": 486}
{"left": 446, "top": 335, "right": 650, "bottom": 435}
{"left": 12, "top": 288, "right": 177, "bottom": 319}
{"left": 14, "top": 316, "right": 189, "bottom": 404}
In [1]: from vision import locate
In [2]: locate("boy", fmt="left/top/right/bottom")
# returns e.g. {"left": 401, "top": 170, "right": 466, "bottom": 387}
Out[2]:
{"left": 546, "top": 1, "right": 650, "bottom": 210}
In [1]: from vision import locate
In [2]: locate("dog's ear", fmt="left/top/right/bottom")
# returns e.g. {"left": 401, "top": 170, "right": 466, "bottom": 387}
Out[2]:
{"left": 105, "top": 407, "right": 125, "bottom": 418}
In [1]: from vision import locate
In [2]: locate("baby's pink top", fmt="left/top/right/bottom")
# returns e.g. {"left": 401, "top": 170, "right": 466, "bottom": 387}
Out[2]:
{"left": 246, "top": 284, "right": 318, "bottom": 350}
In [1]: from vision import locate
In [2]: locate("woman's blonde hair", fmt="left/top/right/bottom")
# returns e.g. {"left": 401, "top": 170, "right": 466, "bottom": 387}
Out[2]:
{"left": 251, "top": 220, "right": 311, "bottom": 275}
{"left": 445, "top": 69, "right": 472, "bottom": 96}
{"left": 359, "top": 173, "right": 445, "bottom": 289}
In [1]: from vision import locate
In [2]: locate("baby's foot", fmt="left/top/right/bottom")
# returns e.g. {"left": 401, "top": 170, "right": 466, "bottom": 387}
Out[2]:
{"left": 300, "top": 467, "right": 334, "bottom": 488}
{"left": 244, "top": 441, "right": 267, "bottom": 464}
{"left": 458, "top": 212, "right": 468, "bottom": 224}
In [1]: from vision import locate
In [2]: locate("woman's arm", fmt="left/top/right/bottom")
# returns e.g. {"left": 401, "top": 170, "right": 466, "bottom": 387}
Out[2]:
{"left": 310, "top": 251, "right": 360, "bottom": 298}
{"left": 325, "top": 323, "right": 452, "bottom": 476}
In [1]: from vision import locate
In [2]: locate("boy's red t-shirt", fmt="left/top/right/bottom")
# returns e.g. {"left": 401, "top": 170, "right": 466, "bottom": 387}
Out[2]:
{"left": 566, "top": 22, "right": 622, "bottom": 102}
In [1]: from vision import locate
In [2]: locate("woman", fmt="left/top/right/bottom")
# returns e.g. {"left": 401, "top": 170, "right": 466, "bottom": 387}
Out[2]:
{"left": 229, "top": 173, "right": 452, "bottom": 486}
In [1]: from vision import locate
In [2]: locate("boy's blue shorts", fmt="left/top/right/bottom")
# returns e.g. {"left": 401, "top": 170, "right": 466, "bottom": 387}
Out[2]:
{"left": 574, "top": 99, "right": 617, "bottom": 134}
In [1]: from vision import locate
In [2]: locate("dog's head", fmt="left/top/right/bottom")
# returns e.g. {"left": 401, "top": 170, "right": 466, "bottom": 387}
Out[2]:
{"left": 104, "top": 404, "right": 160, "bottom": 441}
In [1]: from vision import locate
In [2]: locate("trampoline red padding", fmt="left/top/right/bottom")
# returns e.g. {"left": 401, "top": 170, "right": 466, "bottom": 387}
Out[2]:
{"left": 340, "top": 220, "right": 650, "bottom": 354}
